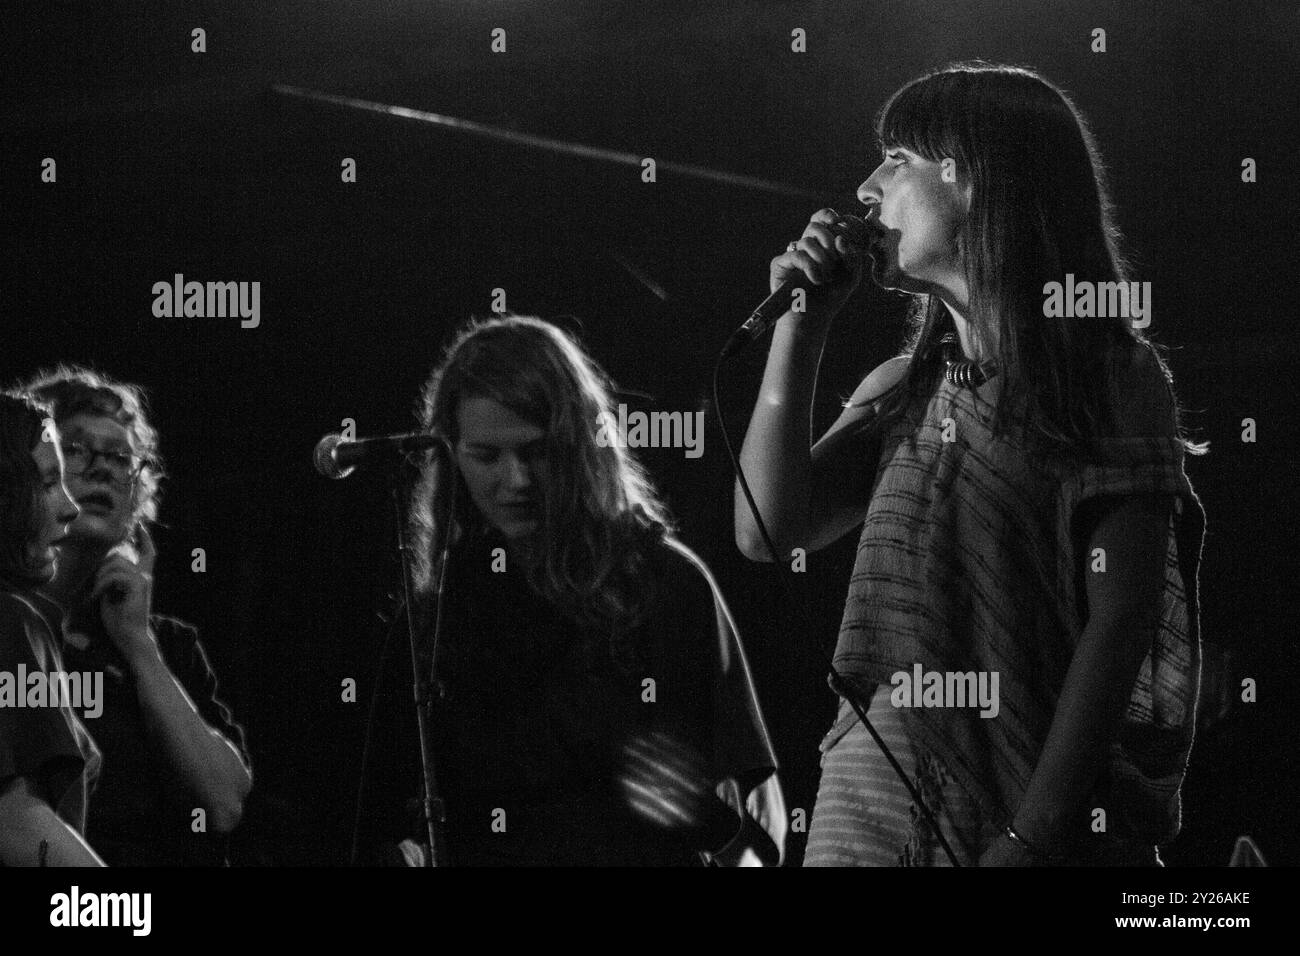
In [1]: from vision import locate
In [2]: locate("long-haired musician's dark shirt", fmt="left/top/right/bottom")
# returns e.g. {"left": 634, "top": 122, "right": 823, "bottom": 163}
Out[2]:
{"left": 359, "top": 529, "right": 782, "bottom": 866}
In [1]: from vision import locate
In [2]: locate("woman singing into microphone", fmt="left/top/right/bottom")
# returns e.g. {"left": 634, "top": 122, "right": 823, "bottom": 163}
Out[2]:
{"left": 362, "top": 315, "right": 784, "bottom": 866}
{"left": 734, "top": 62, "right": 1207, "bottom": 866}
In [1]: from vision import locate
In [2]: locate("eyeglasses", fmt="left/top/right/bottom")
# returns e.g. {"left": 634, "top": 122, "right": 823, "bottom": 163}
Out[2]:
{"left": 60, "top": 442, "right": 147, "bottom": 483}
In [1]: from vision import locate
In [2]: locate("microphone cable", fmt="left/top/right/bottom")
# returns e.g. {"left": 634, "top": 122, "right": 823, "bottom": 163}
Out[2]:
{"left": 713, "top": 332, "right": 963, "bottom": 868}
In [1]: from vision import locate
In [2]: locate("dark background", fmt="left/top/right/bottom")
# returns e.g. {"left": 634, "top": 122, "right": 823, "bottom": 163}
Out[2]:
{"left": 6, "top": 0, "right": 1297, "bottom": 865}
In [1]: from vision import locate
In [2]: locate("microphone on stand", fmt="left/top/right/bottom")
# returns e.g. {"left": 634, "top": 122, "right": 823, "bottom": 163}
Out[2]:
{"left": 317, "top": 425, "right": 458, "bottom": 866}
{"left": 313, "top": 431, "right": 447, "bottom": 480}
{"left": 721, "top": 211, "right": 875, "bottom": 358}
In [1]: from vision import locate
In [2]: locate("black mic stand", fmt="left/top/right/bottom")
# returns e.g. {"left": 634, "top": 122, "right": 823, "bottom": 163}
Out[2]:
{"left": 390, "top": 444, "right": 457, "bottom": 866}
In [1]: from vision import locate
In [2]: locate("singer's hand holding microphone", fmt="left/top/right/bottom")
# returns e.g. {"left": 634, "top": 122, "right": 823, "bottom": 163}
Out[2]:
{"left": 774, "top": 207, "right": 872, "bottom": 337}
{"left": 723, "top": 207, "right": 875, "bottom": 357}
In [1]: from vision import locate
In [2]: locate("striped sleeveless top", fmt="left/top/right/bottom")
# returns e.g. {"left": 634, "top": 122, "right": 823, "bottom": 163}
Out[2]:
{"left": 831, "top": 342, "right": 1206, "bottom": 844}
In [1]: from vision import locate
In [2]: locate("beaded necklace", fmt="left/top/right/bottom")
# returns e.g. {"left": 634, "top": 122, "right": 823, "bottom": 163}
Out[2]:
{"left": 937, "top": 332, "right": 999, "bottom": 388}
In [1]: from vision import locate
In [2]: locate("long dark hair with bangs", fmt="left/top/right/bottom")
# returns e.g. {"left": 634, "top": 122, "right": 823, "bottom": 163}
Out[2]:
{"left": 409, "top": 316, "right": 675, "bottom": 646}
{"left": 0, "top": 393, "right": 54, "bottom": 584}
{"left": 868, "top": 61, "right": 1206, "bottom": 460}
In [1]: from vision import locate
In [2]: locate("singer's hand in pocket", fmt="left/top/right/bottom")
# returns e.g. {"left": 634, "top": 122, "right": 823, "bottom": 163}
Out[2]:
{"left": 769, "top": 208, "right": 869, "bottom": 340}
{"left": 91, "top": 524, "right": 158, "bottom": 664}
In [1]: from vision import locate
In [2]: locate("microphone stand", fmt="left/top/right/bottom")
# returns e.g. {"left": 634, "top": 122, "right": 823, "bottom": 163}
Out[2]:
{"left": 391, "top": 446, "right": 457, "bottom": 867}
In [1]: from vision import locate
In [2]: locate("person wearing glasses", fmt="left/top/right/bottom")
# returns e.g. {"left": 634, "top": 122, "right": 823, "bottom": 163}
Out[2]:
{"left": 20, "top": 366, "right": 252, "bottom": 865}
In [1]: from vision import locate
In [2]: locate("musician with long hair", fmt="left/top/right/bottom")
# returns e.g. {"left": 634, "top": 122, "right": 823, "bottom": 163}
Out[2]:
{"left": 366, "top": 315, "right": 784, "bottom": 866}
{"left": 0, "top": 392, "right": 103, "bottom": 866}
{"left": 735, "top": 62, "right": 1207, "bottom": 866}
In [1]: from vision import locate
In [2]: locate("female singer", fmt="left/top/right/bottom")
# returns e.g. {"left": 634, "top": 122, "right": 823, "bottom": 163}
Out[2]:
{"left": 735, "top": 62, "right": 1207, "bottom": 866}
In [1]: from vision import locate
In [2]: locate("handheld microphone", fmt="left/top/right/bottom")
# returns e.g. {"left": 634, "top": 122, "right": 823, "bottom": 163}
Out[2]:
{"left": 313, "top": 431, "right": 447, "bottom": 480}
{"left": 722, "top": 211, "right": 874, "bottom": 358}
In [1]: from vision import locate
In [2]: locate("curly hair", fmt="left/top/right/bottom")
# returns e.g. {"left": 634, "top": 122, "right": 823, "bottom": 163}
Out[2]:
{"left": 866, "top": 61, "right": 1207, "bottom": 461}
{"left": 0, "top": 392, "right": 54, "bottom": 582}
{"left": 409, "top": 316, "right": 675, "bottom": 648}
{"left": 19, "top": 365, "right": 165, "bottom": 524}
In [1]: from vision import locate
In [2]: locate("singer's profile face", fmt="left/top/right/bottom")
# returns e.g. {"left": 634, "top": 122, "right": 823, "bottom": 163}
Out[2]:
{"left": 857, "top": 146, "right": 968, "bottom": 298}
{"left": 454, "top": 396, "right": 549, "bottom": 541}
{"left": 29, "top": 430, "right": 80, "bottom": 585}
{"left": 57, "top": 414, "right": 139, "bottom": 550}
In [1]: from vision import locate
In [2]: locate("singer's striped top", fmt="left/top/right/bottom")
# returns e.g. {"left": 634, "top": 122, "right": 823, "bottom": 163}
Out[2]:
{"left": 828, "top": 340, "right": 1206, "bottom": 848}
